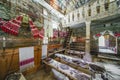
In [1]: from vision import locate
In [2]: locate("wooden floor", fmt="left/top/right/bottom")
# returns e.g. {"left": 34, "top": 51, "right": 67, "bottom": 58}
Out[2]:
{"left": 25, "top": 69, "right": 56, "bottom": 80}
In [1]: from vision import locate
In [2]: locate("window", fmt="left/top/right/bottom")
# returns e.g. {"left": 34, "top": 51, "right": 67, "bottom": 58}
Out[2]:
{"left": 104, "top": 0, "right": 109, "bottom": 11}
{"left": 88, "top": 5, "right": 91, "bottom": 16}
{"left": 96, "top": 6, "right": 100, "bottom": 13}
{"left": 104, "top": 3, "right": 109, "bottom": 11}
{"left": 96, "top": 1, "right": 100, "bottom": 14}
{"left": 88, "top": 9, "right": 91, "bottom": 16}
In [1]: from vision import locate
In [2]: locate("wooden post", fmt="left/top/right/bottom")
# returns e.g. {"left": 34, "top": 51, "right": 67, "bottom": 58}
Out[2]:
{"left": 0, "top": 57, "right": 7, "bottom": 80}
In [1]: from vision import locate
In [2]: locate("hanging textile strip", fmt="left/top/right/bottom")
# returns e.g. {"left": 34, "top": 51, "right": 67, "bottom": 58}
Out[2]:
{"left": 32, "top": 28, "right": 39, "bottom": 38}
{"left": 1, "top": 21, "right": 19, "bottom": 36}
{"left": 29, "top": 20, "right": 34, "bottom": 26}
{"left": 16, "top": 15, "right": 23, "bottom": 21}
{"left": 0, "top": 18, "right": 6, "bottom": 28}
{"left": 53, "top": 29, "right": 58, "bottom": 39}
{"left": 115, "top": 33, "right": 120, "bottom": 37}
{"left": 63, "top": 31, "right": 68, "bottom": 38}
{"left": 1, "top": 21, "right": 12, "bottom": 34}
{"left": 10, "top": 21, "right": 21, "bottom": 35}
{"left": 39, "top": 28, "right": 44, "bottom": 39}
{"left": 59, "top": 31, "right": 63, "bottom": 37}
{"left": 29, "top": 20, "right": 39, "bottom": 38}
{"left": 96, "top": 33, "right": 101, "bottom": 37}
{"left": 10, "top": 15, "right": 23, "bottom": 35}
{"left": 29, "top": 19, "right": 44, "bottom": 39}
{"left": 0, "top": 15, "right": 23, "bottom": 36}
{"left": 11, "top": 15, "right": 23, "bottom": 25}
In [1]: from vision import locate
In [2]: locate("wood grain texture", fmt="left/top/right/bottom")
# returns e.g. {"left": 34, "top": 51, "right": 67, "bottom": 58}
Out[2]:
{"left": 0, "top": 46, "right": 42, "bottom": 80}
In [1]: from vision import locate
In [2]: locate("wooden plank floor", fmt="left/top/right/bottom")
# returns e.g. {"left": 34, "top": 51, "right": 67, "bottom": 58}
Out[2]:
{"left": 25, "top": 69, "right": 56, "bottom": 80}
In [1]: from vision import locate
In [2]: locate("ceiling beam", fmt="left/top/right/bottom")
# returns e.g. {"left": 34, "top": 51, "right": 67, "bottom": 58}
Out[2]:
{"left": 33, "top": 0, "right": 64, "bottom": 18}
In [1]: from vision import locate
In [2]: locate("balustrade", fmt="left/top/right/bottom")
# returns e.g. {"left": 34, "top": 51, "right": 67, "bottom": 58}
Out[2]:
{"left": 63, "top": 1, "right": 119, "bottom": 27}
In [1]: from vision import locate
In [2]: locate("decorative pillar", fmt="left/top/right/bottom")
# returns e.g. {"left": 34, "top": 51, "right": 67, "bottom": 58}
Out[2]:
{"left": 83, "top": 21, "right": 92, "bottom": 62}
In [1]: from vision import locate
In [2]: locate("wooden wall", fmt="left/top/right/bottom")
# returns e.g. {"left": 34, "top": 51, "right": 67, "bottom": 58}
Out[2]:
{"left": 48, "top": 44, "right": 62, "bottom": 50}
{"left": 0, "top": 45, "right": 42, "bottom": 80}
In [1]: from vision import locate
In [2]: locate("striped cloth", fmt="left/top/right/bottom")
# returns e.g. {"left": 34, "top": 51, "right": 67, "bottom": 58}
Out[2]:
{"left": 0, "top": 15, "right": 23, "bottom": 36}
{"left": 29, "top": 20, "right": 44, "bottom": 39}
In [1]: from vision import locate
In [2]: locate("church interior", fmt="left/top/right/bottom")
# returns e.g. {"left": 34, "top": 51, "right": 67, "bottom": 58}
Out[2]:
{"left": 0, "top": 0, "right": 120, "bottom": 80}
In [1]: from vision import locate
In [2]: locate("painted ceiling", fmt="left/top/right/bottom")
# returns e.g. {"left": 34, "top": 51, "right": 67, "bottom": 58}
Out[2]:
{"left": 45, "top": 0, "right": 91, "bottom": 14}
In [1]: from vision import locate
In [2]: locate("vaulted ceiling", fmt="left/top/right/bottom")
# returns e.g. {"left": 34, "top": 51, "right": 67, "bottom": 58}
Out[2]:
{"left": 45, "top": 0, "right": 91, "bottom": 14}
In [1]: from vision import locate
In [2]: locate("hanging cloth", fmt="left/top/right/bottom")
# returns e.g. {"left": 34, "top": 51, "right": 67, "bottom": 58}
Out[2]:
{"left": 29, "top": 19, "right": 44, "bottom": 39}
{"left": 39, "top": 28, "right": 44, "bottom": 39}
{"left": 29, "top": 20, "right": 39, "bottom": 38}
{"left": 31, "top": 28, "right": 39, "bottom": 38}
{"left": 0, "top": 15, "right": 23, "bottom": 36}
{"left": 0, "top": 18, "right": 6, "bottom": 28}
{"left": 53, "top": 29, "right": 58, "bottom": 39}
{"left": 63, "top": 31, "right": 68, "bottom": 38}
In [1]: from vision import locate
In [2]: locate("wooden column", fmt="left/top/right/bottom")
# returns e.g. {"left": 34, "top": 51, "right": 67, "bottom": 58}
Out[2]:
{"left": 84, "top": 21, "right": 92, "bottom": 62}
